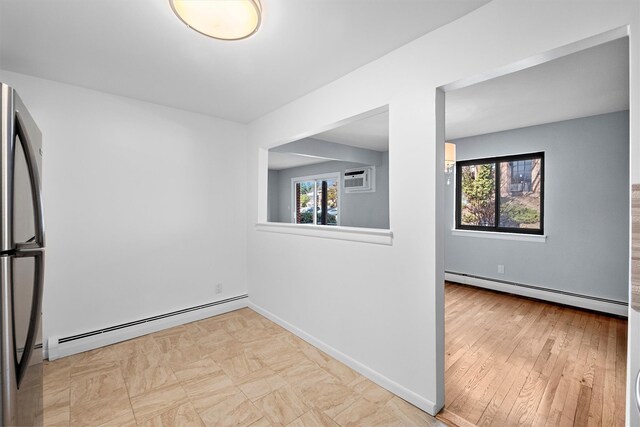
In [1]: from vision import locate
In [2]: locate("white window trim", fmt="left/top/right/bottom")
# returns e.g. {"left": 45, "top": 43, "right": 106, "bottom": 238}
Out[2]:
{"left": 291, "top": 172, "right": 341, "bottom": 226}
{"left": 451, "top": 228, "right": 546, "bottom": 242}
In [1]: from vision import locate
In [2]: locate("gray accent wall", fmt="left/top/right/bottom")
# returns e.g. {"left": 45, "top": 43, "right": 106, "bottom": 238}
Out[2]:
{"left": 445, "top": 111, "right": 629, "bottom": 302}
{"left": 268, "top": 152, "right": 389, "bottom": 229}
{"left": 267, "top": 169, "right": 280, "bottom": 222}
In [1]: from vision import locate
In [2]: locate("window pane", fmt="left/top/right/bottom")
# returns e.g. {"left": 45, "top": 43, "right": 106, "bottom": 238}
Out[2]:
{"left": 325, "top": 179, "right": 338, "bottom": 225}
{"left": 460, "top": 163, "right": 496, "bottom": 227}
{"left": 499, "top": 158, "right": 542, "bottom": 229}
{"left": 295, "top": 181, "right": 314, "bottom": 224}
{"left": 316, "top": 180, "right": 324, "bottom": 224}
{"left": 315, "top": 179, "right": 339, "bottom": 225}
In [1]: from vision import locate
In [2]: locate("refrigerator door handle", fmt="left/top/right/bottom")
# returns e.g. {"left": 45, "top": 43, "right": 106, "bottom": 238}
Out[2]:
{"left": 13, "top": 249, "right": 43, "bottom": 388}
{"left": 636, "top": 369, "right": 640, "bottom": 414}
{"left": 14, "top": 111, "right": 45, "bottom": 250}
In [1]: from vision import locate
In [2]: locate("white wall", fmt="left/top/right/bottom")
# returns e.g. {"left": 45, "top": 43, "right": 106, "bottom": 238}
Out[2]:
{"left": 446, "top": 111, "right": 629, "bottom": 303}
{"left": 0, "top": 70, "right": 248, "bottom": 346}
{"left": 246, "top": 0, "right": 639, "bottom": 418}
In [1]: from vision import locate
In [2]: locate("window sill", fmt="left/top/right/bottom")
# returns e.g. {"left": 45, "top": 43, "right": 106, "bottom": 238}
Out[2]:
{"left": 255, "top": 222, "right": 393, "bottom": 245}
{"left": 451, "top": 229, "right": 546, "bottom": 243}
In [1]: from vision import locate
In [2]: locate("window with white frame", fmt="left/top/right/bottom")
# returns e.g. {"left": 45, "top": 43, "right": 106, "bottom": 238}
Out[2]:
{"left": 292, "top": 173, "right": 339, "bottom": 225}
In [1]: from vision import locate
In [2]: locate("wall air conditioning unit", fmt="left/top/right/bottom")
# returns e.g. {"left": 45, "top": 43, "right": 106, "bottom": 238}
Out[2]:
{"left": 344, "top": 166, "right": 375, "bottom": 193}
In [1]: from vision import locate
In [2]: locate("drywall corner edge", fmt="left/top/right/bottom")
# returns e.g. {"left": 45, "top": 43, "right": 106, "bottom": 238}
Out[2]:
{"left": 248, "top": 301, "right": 440, "bottom": 415}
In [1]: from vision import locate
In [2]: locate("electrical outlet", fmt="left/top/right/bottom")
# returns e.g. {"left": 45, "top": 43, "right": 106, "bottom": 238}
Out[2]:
{"left": 215, "top": 283, "right": 223, "bottom": 294}
{"left": 497, "top": 265, "right": 505, "bottom": 274}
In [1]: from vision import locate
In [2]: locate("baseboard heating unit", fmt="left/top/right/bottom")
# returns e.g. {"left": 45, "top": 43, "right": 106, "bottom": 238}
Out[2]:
{"left": 445, "top": 272, "right": 627, "bottom": 317}
{"left": 47, "top": 294, "right": 249, "bottom": 360}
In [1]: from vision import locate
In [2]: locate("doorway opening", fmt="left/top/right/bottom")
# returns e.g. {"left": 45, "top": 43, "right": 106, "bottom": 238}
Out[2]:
{"left": 437, "top": 31, "right": 630, "bottom": 426}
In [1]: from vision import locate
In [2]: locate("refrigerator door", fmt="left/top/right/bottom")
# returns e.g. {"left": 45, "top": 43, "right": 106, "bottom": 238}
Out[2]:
{"left": 2, "top": 251, "right": 43, "bottom": 427}
{"left": 13, "top": 93, "right": 44, "bottom": 251}
{"left": 13, "top": 250, "right": 43, "bottom": 427}
{"left": 0, "top": 84, "right": 44, "bottom": 426}
{"left": 13, "top": 117, "right": 42, "bottom": 367}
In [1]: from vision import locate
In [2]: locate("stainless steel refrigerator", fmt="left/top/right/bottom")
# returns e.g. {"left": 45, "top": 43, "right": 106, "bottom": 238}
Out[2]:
{"left": 0, "top": 83, "right": 44, "bottom": 426}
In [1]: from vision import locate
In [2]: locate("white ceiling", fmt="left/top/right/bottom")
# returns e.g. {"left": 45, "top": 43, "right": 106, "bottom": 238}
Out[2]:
{"left": 269, "top": 108, "right": 388, "bottom": 170}
{"left": 446, "top": 37, "right": 629, "bottom": 140}
{"left": 272, "top": 38, "right": 630, "bottom": 167}
{"left": 0, "top": 0, "right": 489, "bottom": 123}
{"left": 314, "top": 110, "right": 389, "bottom": 151}
{"left": 268, "top": 152, "right": 331, "bottom": 171}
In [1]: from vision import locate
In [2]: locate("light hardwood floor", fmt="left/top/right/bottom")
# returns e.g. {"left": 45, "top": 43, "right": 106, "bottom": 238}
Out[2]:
{"left": 43, "top": 308, "right": 445, "bottom": 426}
{"left": 443, "top": 282, "right": 627, "bottom": 427}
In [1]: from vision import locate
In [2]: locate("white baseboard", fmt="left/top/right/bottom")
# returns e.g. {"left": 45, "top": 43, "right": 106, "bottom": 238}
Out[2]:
{"left": 445, "top": 272, "right": 628, "bottom": 317}
{"left": 47, "top": 295, "right": 248, "bottom": 361}
{"left": 248, "top": 302, "right": 440, "bottom": 416}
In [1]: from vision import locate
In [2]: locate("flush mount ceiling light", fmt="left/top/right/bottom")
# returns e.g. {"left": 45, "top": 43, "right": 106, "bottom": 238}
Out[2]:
{"left": 169, "top": 0, "right": 262, "bottom": 41}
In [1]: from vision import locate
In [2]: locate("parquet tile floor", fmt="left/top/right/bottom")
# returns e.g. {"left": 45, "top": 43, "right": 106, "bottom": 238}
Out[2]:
{"left": 43, "top": 308, "right": 445, "bottom": 427}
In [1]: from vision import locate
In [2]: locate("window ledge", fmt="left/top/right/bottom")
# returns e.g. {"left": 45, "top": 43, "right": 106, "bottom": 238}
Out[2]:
{"left": 255, "top": 222, "right": 393, "bottom": 245}
{"left": 451, "top": 229, "right": 546, "bottom": 243}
